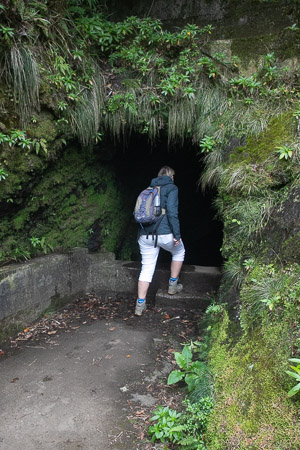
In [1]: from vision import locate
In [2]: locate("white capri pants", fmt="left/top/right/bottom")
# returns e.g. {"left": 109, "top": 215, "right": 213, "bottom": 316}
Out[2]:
{"left": 138, "top": 233, "right": 185, "bottom": 283}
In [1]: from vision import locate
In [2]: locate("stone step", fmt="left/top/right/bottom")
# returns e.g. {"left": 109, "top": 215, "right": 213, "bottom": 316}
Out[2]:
{"left": 155, "top": 288, "right": 210, "bottom": 310}
{"left": 123, "top": 261, "right": 222, "bottom": 300}
{"left": 151, "top": 264, "right": 222, "bottom": 298}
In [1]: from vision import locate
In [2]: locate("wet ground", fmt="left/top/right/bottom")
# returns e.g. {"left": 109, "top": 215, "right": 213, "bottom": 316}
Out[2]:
{"left": 0, "top": 294, "right": 203, "bottom": 449}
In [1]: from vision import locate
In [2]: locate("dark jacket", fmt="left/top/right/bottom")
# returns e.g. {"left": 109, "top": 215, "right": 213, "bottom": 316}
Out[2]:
{"left": 139, "top": 175, "right": 181, "bottom": 240}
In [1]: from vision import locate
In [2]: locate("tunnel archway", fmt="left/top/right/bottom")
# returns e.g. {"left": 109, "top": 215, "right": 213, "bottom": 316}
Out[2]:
{"left": 110, "top": 133, "right": 223, "bottom": 267}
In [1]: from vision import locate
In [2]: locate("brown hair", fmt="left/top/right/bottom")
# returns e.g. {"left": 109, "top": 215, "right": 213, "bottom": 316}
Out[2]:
{"left": 158, "top": 166, "right": 175, "bottom": 178}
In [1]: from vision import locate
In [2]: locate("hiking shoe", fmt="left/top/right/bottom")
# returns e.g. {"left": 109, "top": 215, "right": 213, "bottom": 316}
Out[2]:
{"left": 168, "top": 279, "right": 183, "bottom": 295}
{"left": 135, "top": 299, "right": 146, "bottom": 316}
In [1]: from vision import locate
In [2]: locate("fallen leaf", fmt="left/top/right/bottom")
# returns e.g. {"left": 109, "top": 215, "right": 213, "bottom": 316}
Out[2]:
{"left": 24, "top": 328, "right": 29, "bottom": 333}
{"left": 11, "top": 377, "right": 19, "bottom": 383}
{"left": 139, "top": 431, "right": 144, "bottom": 440}
{"left": 47, "top": 330, "right": 57, "bottom": 335}
{"left": 168, "top": 348, "right": 174, "bottom": 353}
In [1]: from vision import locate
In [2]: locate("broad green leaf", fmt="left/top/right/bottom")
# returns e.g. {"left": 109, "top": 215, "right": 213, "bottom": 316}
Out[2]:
{"left": 285, "top": 370, "right": 300, "bottom": 380}
{"left": 174, "top": 351, "right": 188, "bottom": 369}
{"left": 190, "top": 360, "right": 205, "bottom": 372}
{"left": 185, "top": 373, "right": 198, "bottom": 391}
{"left": 182, "top": 345, "right": 192, "bottom": 366}
{"left": 287, "top": 382, "right": 300, "bottom": 397}
{"left": 170, "top": 425, "right": 185, "bottom": 432}
{"left": 289, "top": 358, "right": 300, "bottom": 364}
{"left": 167, "top": 370, "right": 185, "bottom": 385}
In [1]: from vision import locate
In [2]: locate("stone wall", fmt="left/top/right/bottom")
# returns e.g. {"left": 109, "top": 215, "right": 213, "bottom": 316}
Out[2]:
{"left": 0, "top": 249, "right": 137, "bottom": 326}
{"left": 0, "top": 248, "right": 221, "bottom": 330}
{"left": 104, "top": 0, "right": 296, "bottom": 38}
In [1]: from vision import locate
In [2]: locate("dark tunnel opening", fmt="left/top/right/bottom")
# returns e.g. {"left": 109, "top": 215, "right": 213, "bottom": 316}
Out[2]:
{"left": 111, "top": 134, "right": 223, "bottom": 267}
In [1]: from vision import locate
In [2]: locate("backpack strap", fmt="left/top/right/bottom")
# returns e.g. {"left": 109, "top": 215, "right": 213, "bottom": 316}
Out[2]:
{"left": 151, "top": 212, "right": 165, "bottom": 247}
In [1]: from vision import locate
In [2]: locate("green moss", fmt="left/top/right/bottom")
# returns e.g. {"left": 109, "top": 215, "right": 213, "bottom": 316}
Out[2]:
{"left": 26, "top": 112, "right": 58, "bottom": 142}
{"left": 282, "top": 231, "right": 300, "bottom": 263}
{"left": 206, "top": 316, "right": 300, "bottom": 449}
{"left": 0, "top": 144, "right": 130, "bottom": 262}
{"left": 231, "top": 35, "right": 276, "bottom": 69}
{"left": 13, "top": 210, "right": 30, "bottom": 231}
{"left": 208, "top": 309, "right": 231, "bottom": 375}
{"left": 229, "top": 111, "right": 296, "bottom": 164}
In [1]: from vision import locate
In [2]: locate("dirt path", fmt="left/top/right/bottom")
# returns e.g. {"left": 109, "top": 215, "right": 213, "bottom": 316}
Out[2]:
{"left": 0, "top": 295, "right": 202, "bottom": 449}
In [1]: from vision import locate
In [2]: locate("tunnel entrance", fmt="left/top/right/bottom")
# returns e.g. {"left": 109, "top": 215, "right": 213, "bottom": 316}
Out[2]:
{"left": 111, "top": 133, "right": 223, "bottom": 267}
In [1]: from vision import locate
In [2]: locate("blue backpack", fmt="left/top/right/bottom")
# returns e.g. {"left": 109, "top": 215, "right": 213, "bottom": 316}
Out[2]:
{"left": 133, "top": 186, "right": 165, "bottom": 225}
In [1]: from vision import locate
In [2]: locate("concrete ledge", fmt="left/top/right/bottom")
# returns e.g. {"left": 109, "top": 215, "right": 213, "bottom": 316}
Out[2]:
{"left": 155, "top": 289, "right": 210, "bottom": 310}
{"left": 0, "top": 248, "right": 221, "bottom": 334}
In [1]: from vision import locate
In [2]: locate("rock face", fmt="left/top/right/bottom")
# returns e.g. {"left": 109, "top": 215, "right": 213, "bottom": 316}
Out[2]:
{"left": 262, "top": 186, "right": 300, "bottom": 263}
{"left": 105, "top": 0, "right": 297, "bottom": 38}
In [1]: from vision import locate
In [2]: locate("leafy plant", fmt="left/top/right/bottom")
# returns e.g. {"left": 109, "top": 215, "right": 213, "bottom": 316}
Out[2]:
{"left": 285, "top": 358, "right": 300, "bottom": 397}
{"left": 275, "top": 145, "right": 293, "bottom": 160}
{"left": 167, "top": 344, "right": 210, "bottom": 393}
{"left": 107, "top": 92, "right": 136, "bottom": 115}
{"left": 240, "top": 263, "right": 300, "bottom": 330}
{"left": 0, "top": 167, "right": 8, "bottom": 181}
{"left": 199, "top": 136, "right": 216, "bottom": 153}
{"left": 32, "top": 138, "right": 48, "bottom": 155}
{"left": 149, "top": 405, "right": 183, "bottom": 443}
{"left": 149, "top": 398, "right": 214, "bottom": 448}
{"left": 30, "top": 236, "right": 53, "bottom": 254}
{"left": 205, "top": 302, "right": 225, "bottom": 317}
{"left": 178, "top": 397, "right": 214, "bottom": 448}
{"left": 0, "top": 25, "right": 14, "bottom": 40}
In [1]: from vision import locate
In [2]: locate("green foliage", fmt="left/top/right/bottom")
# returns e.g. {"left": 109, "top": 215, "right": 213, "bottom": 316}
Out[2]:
{"left": 149, "top": 405, "right": 183, "bottom": 444}
{"left": 0, "top": 25, "right": 14, "bottom": 41}
{"left": 275, "top": 145, "right": 294, "bottom": 160}
{"left": 0, "top": 129, "right": 48, "bottom": 155}
{"left": 205, "top": 302, "right": 226, "bottom": 318}
{"left": 0, "top": 167, "right": 8, "bottom": 180}
{"left": 240, "top": 263, "right": 300, "bottom": 330}
{"left": 167, "top": 343, "right": 212, "bottom": 395}
{"left": 7, "top": 46, "right": 40, "bottom": 125}
{"left": 206, "top": 314, "right": 300, "bottom": 448}
{"left": 199, "top": 136, "right": 216, "bottom": 153}
{"left": 230, "top": 75, "right": 261, "bottom": 93}
{"left": 0, "top": 145, "right": 129, "bottom": 264}
{"left": 285, "top": 358, "right": 300, "bottom": 397}
{"left": 179, "top": 398, "right": 214, "bottom": 449}
{"left": 149, "top": 398, "right": 214, "bottom": 448}
{"left": 30, "top": 236, "right": 53, "bottom": 255}
{"left": 0, "top": 0, "right": 297, "bottom": 148}
{"left": 107, "top": 92, "right": 137, "bottom": 115}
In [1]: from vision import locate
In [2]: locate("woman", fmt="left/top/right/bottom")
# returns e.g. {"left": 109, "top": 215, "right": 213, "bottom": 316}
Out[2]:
{"left": 135, "top": 165, "right": 185, "bottom": 316}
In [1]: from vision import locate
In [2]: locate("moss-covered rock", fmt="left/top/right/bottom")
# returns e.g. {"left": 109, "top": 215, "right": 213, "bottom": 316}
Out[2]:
{"left": 229, "top": 112, "right": 297, "bottom": 164}
{"left": 206, "top": 311, "right": 300, "bottom": 449}
{"left": 0, "top": 144, "right": 130, "bottom": 263}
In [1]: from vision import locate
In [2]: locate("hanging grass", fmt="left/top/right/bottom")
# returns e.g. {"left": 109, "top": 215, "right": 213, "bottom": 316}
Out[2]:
{"left": 168, "top": 96, "right": 197, "bottom": 144}
{"left": 68, "top": 70, "right": 105, "bottom": 146}
{"left": 5, "top": 46, "right": 40, "bottom": 125}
